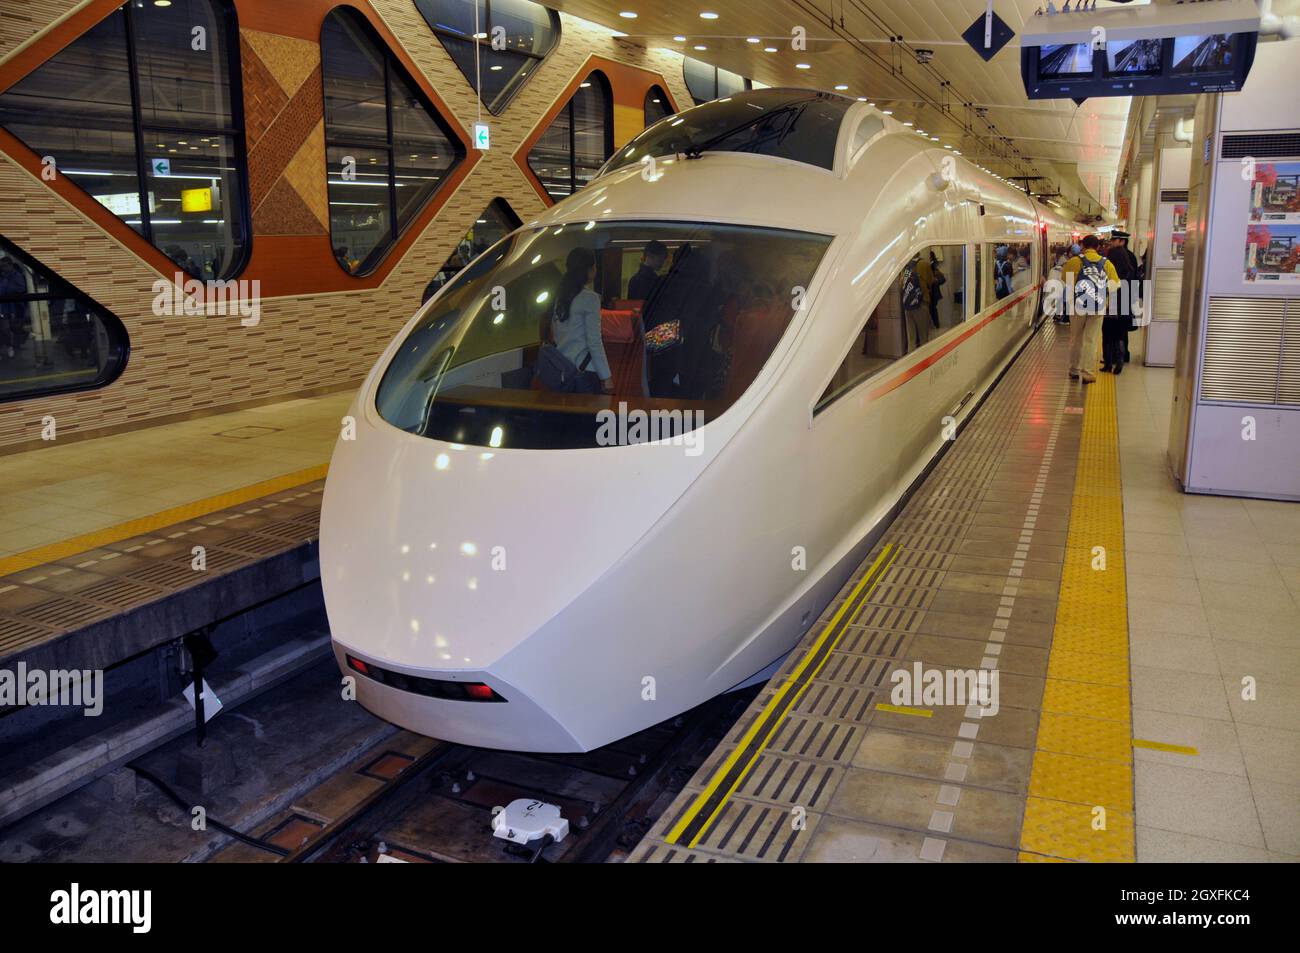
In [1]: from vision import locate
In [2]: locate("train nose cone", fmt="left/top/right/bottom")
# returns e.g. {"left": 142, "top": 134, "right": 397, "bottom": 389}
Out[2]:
{"left": 319, "top": 408, "right": 712, "bottom": 673}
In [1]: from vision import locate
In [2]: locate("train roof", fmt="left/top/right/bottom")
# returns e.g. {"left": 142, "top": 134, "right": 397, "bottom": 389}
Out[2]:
{"left": 530, "top": 89, "right": 1078, "bottom": 241}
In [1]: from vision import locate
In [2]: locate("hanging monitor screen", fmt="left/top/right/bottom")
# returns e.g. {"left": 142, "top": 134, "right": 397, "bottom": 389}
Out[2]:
{"left": 1170, "top": 34, "right": 1236, "bottom": 74}
{"left": 1105, "top": 39, "right": 1162, "bottom": 76}
{"left": 1023, "top": 31, "right": 1256, "bottom": 99}
{"left": 1038, "top": 43, "right": 1093, "bottom": 77}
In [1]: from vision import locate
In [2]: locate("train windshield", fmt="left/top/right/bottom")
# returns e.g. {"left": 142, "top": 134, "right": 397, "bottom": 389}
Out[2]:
{"left": 600, "top": 90, "right": 853, "bottom": 176}
{"left": 375, "top": 220, "right": 832, "bottom": 449}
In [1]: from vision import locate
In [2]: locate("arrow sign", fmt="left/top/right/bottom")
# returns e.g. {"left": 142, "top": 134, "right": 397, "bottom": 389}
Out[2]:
{"left": 473, "top": 122, "right": 490, "bottom": 151}
{"left": 962, "top": 8, "right": 1014, "bottom": 63}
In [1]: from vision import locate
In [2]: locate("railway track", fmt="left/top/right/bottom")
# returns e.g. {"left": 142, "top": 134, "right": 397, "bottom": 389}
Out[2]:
{"left": 274, "top": 686, "right": 760, "bottom": 864}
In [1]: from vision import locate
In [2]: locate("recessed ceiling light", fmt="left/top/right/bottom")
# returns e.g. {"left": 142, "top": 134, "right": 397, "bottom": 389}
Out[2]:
{"left": 930, "top": 136, "right": 940, "bottom": 141}
{"left": 881, "top": 109, "right": 893, "bottom": 115}
{"left": 699, "top": 11, "right": 719, "bottom": 19}
{"left": 694, "top": 44, "right": 707, "bottom": 51}
{"left": 763, "top": 46, "right": 777, "bottom": 53}
{"left": 903, "top": 121, "right": 913, "bottom": 127}
{"left": 673, "top": 35, "right": 686, "bottom": 41}
{"left": 580, "top": 81, "right": 591, "bottom": 87}
{"left": 796, "top": 63, "right": 811, "bottom": 69}
{"left": 746, "top": 37, "right": 760, "bottom": 44}
{"left": 619, "top": 10, "right": 637, "bottom": 17}
{"left": 867, "top": 102, "right": 876, "bottom": 107}
{"left": 834, "top": 84, "right": 848, "bottom": 91}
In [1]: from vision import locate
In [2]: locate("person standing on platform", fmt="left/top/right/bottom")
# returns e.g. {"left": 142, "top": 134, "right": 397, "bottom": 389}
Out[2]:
{"left": 1063, "top": 235, "right": 1119, "bottom": 384}
{"left": 1105, "top": 230, "right": 1139, "bottom": 373}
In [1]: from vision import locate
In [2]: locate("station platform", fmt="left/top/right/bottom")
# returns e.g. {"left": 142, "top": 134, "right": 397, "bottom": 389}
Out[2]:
{"left": 0, "top": 393, "right": 347, "bottom": 672}
{"left": 630, "top": 322, "right": 1300, "bottom": 864}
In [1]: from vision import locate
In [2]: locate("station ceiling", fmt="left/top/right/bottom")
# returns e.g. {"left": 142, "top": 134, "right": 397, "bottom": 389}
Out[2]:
{"left": 554, "top": 0, "right": 1151, "bottom": 221}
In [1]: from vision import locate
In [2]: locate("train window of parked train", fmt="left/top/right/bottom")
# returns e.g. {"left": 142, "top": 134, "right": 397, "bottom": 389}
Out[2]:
{"left": 423, "top": 198, "right": 522, "bottom": 304}
{"left": 526, "top": 71, "right": 614, "bottom": 201}
{"left": 0, "top": 238, "right": 129, "bottom": 404}
{"left": 682, "top": 56, "right": 751, "bottom": 106}
{"left": 0, "top": 0, "right": 249, "bottom": 281}
{"left": 816, "top": 244, "right": 966, "bottom": 412}
{"left": 322, "top": 8, "right": 465, "bottom": 276}
{"left": 603, "top": 89, "right": 854, "bottom": 179}
{"left": 416, "top": 0, "right": 559, "bottom": 115}
{"left": 374, "top": 220, "right": 832, "bottom": 449}
{"left": 985, "top": 241, "right": 1034, "bottom": 306}
{"left": 644, "top": 85, "right": 674, "bottom": 127}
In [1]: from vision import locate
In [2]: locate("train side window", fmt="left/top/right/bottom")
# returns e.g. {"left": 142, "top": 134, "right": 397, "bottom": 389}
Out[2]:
{"left": 972, "top": 244, "right": 982, "bottom": 319}
{"left": 321, "top": 7, "right": 466, "bottom": 276}
{"left": 415, "top": 0, "right": 559, "bottom": 116}
{"left": 0, "top": 238, "right": 130, "bottom": 404}
{"left": 0, "top": 0, "right": 250, "bottom": 281}
{"left": 816, "top": 243, "right": 965, "bottom": 412}
{"left": 526, "top": 70, "right": 614, "bottom": 201}
{"left": 644, "top": 85, "right": 674, "bottom": 127}
{"left": 986, "top": 241, "right": 1034, "bottom": 305}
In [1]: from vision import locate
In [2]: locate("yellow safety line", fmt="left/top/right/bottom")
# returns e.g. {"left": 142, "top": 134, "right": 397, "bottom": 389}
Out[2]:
{"left": 666, "top": 545, "right": 898, "bottom": 847}
{"left": 0, "top": 464, "right": 329, "bottom": 578}
{"left": 1019, "top": 372, "right": 1136, "bottom": 863}
{"left": 1133, "top": 739, "right": 1198, "bottom": 756}
{"left": 875, "top": 703, "right": 933, "bottom": 717}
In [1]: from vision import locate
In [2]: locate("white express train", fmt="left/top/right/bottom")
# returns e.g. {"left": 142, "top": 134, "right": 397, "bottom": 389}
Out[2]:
{"left": 320, "top": 89, "right": 1079, "bottom": 751}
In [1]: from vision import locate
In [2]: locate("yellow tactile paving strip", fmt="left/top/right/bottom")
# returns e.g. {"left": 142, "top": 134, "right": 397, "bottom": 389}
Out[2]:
{"left": 0, "top": 464, "right": 329, "bottom": 578}
{"left": 1018, "top": 373, "right": 1134, "bottom": 863}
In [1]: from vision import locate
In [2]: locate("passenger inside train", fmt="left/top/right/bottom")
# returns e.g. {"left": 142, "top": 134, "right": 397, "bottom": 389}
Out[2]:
{"left": 374, "top": 219, "right": 832, "bottom": 448}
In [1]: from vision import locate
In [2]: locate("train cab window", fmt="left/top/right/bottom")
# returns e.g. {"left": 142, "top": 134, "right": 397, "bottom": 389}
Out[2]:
{"left": 416, "top": 0, "right": 559, "bottom": 115}
{"left": 602, "top": 89, "right": 854, "bottom": 178}
{"left": 423, "top": 198, "right": 522, "bottom": 303}
{"left": 817, "top": 243, "right": 966, "bottom": 412}
{"left": 644, "top": 85, "right": 674, "bottom": 127}
{"left": 375, "top": 220, "right": 832, "bottom": 449}
{"left": 0, "top": 238, "right": 129, "bottom": 403}
{"left": 0, "top": 0, "right": 249, "bottom": 281}
{"left": 322, "top": 7, "right": 465, "bottom": 275}
{"left": 985, "top": 241, "right": 1034, "bottom": 306}
{"left": 526, "top": 71, "right": 614, "bottom": 201}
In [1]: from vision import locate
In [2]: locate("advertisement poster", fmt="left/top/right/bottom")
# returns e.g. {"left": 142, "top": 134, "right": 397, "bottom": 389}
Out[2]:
{"left": 1245, "top": 223, "right": 1300, "bottom": 282}
{"left": 1170, "top": 204, "right": 1187, "bottom": 261}
{"left": 1249, "top": 161, "right": 1300, "bottom": 223}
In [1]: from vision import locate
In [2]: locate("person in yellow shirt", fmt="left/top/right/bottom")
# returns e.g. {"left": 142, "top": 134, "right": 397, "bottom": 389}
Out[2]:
{"left": 1061, "top": 235, "right": 1120, "bottom": 383}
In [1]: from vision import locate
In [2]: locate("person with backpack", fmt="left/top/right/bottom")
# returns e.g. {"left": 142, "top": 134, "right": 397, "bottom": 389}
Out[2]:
{"left": 1061, "top": 234, "right": 1119, "bottom": 383}
{"left": 537, "top": 247, "right": 613, "bottom": 395}
{"left": 993, "top": 245, "right": 1014, "bottom": 299}
{"left": 900, "top": 255, "right": 927, "bottom": 350}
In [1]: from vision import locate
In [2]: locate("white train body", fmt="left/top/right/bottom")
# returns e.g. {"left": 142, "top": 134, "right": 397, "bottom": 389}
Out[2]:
{"left": 320, "top": 91, "right": 1074, "bottom": 751}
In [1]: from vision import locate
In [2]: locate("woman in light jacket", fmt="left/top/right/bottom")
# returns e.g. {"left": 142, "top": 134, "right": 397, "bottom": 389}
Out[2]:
{"left": 551, "top": 247, "right": 613, "bottom": 394}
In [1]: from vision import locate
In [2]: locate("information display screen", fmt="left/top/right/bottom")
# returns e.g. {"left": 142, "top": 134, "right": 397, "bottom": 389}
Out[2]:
{"left": 1038, "top": 43, "right": 1093, "bottom": 77}
{"left": 1023, "top": 31, "right": 1256, "bottom": 99}
{"left": 1105, "top": 39, "right": 1162, "bottom": 76}
{"left": 1170, "top": 33, "right": 1235, "bottom": 74}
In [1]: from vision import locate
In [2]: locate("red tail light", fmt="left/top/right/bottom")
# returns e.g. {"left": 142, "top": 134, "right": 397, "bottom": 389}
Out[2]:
{"left": 347, "top": 655, "right": 369, "bottom": 675}
{"left": 464, "top": 683, "right": 497, "bottom": 701}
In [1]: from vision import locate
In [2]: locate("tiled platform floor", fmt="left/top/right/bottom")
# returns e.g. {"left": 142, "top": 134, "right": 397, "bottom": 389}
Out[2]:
{"left": 1118, "top": 363, "right": 1300, "bottom": 862}
{"left": 0, "top": 393, "right": 351, "bottom": 562}
{"left": 631, "top": 326, "right": 1300, "bottom": 863}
